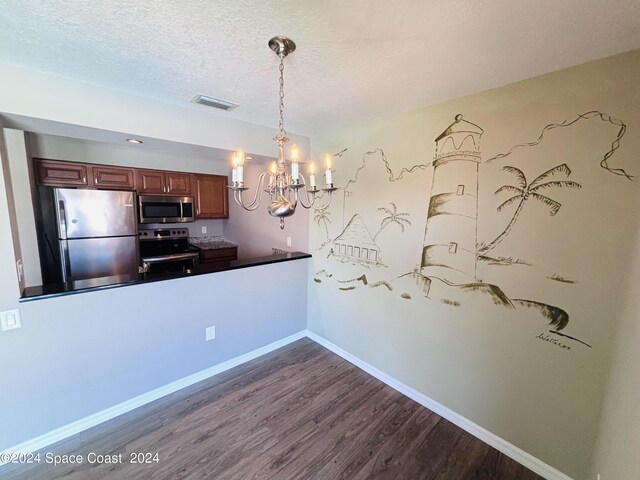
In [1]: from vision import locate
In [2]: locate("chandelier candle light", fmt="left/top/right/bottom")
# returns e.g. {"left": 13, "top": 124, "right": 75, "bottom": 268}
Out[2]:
{"left": 229, "top": 36, "right": 337, "bottom": 229}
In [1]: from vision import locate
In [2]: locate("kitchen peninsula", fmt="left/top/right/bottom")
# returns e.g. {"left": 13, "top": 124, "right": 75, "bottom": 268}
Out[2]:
{"left": 20, "top": 251, "right": 311, "bottom": 302}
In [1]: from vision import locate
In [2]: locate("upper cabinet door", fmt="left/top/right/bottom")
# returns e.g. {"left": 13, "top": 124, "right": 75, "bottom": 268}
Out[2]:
{"left": 92, "top": 165, "right": 135, "bottom": 190}
{"left": 137, "top": 169, "right": 191, "bottom": 195}
{"left": 165, "top": 172, "right": 192, "bottom": 195}
{"left": 35, "top": 159, "right": 90, "bottom": 187}
{"left": 136, "top": 169, "right": 165, "bottom": 194}
{"left": 193, "top": 174, "right": 229, "bottom": 219}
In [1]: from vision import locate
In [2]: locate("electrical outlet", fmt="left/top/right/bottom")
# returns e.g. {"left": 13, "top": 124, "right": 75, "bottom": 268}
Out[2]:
{"left": 597, "top": 474, "right": 601, "bottom": 480}
{"left": 205, "top": 326, "right": 216, "bottom": 341}
{"left": 1, "top": 309, "right": 22, "bottom": 331}
{"left": 201, "top": 226, "right": 207, "bottom": 234}
{"left": 286, "top": 236, "right": 292, "bottom": 247}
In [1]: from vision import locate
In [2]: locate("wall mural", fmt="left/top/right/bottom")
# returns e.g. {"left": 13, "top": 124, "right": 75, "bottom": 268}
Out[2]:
{"left": 312, "top": 111, "right": 632, "bottom": 352}
{"left": 477, "top": 163, "right": 582, "bottom": 256}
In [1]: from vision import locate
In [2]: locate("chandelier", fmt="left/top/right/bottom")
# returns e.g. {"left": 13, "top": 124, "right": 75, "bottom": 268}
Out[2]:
{"left": 229, "top": 36, "right": 337, "bottom": 229}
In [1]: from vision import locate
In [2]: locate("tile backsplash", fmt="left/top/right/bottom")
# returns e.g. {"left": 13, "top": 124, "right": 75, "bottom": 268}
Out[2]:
{"left": 189, "top": 235, "right": 225, "bottom": 244}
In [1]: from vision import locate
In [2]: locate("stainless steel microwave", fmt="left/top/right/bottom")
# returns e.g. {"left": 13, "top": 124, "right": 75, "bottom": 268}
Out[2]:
{"left": 138, "top": 195, "right": 195, "bottom": 224}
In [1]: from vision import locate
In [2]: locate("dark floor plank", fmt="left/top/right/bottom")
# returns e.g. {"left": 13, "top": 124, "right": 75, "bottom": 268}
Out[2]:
{"left": 432, "top": 430, "right": 492, "bottom": 480}
{"left": 2, "top": 338, "right": 543, "bottom": 480}
{"left": 350, "top": 405, "right": 441, "bottom": 480}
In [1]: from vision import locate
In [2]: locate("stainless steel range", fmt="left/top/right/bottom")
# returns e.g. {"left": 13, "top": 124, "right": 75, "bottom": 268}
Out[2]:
{"left": 139, "top": 228, "right": 200, "bottom": 276}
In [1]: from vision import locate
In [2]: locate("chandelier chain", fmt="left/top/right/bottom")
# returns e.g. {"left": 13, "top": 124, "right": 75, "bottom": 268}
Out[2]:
{"left": 277, "top": 53, "right": 286, "bottom": 138}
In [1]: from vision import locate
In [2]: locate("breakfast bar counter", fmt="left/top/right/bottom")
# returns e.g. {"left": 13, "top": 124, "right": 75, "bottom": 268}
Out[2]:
{"left": 20, "top": 251, "right": 311, "bottom": 302}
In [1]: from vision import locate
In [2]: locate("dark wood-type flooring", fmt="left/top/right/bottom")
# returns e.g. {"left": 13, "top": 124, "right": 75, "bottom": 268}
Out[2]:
{"left": 2, "top": 338, "right": 542, "bottom": 479}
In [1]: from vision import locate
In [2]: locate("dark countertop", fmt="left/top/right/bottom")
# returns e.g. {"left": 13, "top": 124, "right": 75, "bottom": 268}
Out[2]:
{"left": 20, "top": 251, "right": 311, "bottom": 302}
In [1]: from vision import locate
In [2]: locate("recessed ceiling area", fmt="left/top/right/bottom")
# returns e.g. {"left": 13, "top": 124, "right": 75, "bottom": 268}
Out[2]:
{"left": 1, "top": 0, "right": 639, "bottom": 136}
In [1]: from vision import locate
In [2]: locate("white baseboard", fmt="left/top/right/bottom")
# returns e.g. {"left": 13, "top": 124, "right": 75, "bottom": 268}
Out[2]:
{"left": 0, "top": 330, "right": 307, "bottom": 465}
{"left": 305, "top": 330, "right": 573, "bottom": 480}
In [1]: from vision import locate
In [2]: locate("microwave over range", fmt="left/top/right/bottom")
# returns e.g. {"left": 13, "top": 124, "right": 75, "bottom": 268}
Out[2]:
{"left": 138, "top": 195, "right": 195, "bottom": 224}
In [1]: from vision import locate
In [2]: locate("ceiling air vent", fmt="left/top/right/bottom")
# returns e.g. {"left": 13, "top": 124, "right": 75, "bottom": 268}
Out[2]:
{"left": 192, "top": 94, "right": 238, "bottom": 111}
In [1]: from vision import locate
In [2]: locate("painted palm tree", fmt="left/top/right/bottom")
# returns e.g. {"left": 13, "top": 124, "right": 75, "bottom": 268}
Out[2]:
{"left": 373, "top": 203, "right": 411, "bottom": 241}
{"left": 479, "top": 163, "right": 581, "bottom": 254}
{"left": 314, "top": 207, "right": 332, "bottom": 239}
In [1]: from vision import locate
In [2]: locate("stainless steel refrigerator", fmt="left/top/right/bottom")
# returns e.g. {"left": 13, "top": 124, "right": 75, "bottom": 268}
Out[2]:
{"left": 51, "top": 188, "right": 139, "bottom": 282}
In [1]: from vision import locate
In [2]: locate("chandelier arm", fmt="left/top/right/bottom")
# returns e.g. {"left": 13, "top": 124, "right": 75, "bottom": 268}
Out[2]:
{"left": 233, "top": 189, "right": 255, "bottom": 211}
{"left": 310, "top": 191, "right": 335, "bottom": 211}
{"left": 233, "top": 173, "right": 269, "bottom": 211}
{"left": 296, "top": 190, "right": 334, "bottom": 211}
{"left": 290, "top": 173, "right": 337, "bottom": 210}
{"left": 293, "top": 174, "right": 316, "bottom": 209}
{"left": 291, "top": 187, "right": 304, "bottom": 209}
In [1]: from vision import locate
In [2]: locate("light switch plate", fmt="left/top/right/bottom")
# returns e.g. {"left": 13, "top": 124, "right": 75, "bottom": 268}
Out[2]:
{"left": 1, "top": 309, "right": 22, "bottom": 331}
{"left": 201, "top": 226, "right": 207, "bottom": 234}
{"left": 16, "top": 259, "right": 23, "bottom": 283}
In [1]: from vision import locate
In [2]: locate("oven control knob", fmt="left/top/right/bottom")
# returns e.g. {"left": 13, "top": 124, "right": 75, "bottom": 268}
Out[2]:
{"left": 182, "top": 230, "right": 186, "bottom": 234}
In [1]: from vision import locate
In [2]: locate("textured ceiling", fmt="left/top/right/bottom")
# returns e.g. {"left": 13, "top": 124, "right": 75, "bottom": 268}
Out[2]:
{"left": 1, "top": 0, "right": 639, "bottom": 136}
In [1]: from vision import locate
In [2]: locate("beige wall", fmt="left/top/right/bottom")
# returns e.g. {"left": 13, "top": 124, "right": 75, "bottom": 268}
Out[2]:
{"left": 591, "top": 189, "right": 640, "bottom": 478}
{"left": 308, "top": 50, "right": 640, "bottom": 479}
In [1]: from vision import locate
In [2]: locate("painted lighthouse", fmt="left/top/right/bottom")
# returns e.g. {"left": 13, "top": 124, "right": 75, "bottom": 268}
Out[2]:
{"left": 420, "top": 114, "right": 483, "bottom": 283}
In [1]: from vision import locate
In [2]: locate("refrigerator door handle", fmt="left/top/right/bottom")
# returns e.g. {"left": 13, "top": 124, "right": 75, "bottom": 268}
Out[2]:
{"left": 60, "top": 240, "right": 71, "bottom": 283}
{"left": 58, "top": 200, "right": 68, "bottom": 239}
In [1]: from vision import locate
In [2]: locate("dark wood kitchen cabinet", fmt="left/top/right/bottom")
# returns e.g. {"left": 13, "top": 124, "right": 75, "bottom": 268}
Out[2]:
{"left": 35, "top": 159, "right": 135, "bottom": 190}
{"left": 200, "top": 246, "right": 237, "bottom": 268}
{"left": 166, "top": 172, "right": 192, "bottom": 195}
{"left": 192, "top": 174, "right": 229, "bottom": 219}
{"left": 137, "top": 170, "right": 192, "bottom": 195}
{"left": 34, "top": 161, "right": 230, "bottom": 217}
{"left": 35, "top": 159, "right": 90, "bottom": 187}
{"left": 92, "top": 165, "right": 136, "bottom": 189}
{"left": 136, "top": 169, "right": 164, "bottom": 194}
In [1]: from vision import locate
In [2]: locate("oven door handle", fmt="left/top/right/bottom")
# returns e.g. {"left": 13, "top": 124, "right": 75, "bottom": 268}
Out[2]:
{"left": 141, "top": 252, "right": 200, "bottom": 264}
